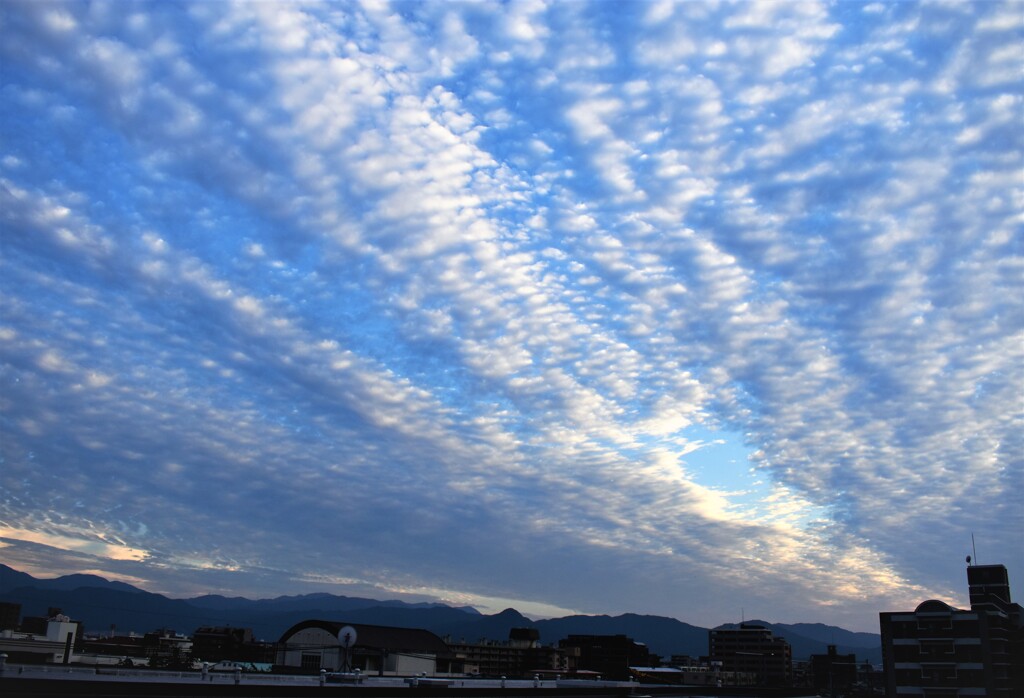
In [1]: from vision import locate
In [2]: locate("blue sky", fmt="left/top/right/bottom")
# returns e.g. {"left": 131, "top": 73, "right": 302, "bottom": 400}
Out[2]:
{"left": 0, "top": 1, "right": 1021, "bottom": 634}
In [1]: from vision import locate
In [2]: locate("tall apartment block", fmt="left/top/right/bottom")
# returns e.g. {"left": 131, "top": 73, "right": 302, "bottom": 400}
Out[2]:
{"left": 707, "top": 623, "right": 793, "bottom": 686}
{"left": 879, "top": 563, "right": 1024, "bottom": 696}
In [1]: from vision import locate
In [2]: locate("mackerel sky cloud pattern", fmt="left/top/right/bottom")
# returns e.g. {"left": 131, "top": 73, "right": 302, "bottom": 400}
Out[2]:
{"left": 0, "top": 1, "right": 1021, "bottom": 632}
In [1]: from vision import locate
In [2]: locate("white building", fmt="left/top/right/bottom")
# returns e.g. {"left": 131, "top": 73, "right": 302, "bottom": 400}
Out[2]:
{"left": 0, "top": 614, "right": 79, "bottom": 664}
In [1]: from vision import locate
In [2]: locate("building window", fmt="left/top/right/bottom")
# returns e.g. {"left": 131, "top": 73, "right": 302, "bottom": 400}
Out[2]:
{"left": 920, "top": 640, "right": 954, "bottom": 657}
{"left": 920, "top": 665, "right": 956, "bottom": 682}
{"left": 917, "top": 618, "right": 952, "bottom": 632}
{"left": 301, "top": 653, "right": 321, "bottom": 670}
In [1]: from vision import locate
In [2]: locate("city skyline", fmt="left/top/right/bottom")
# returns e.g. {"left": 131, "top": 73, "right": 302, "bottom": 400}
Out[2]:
{"left": 0, "top": 1, "right": 1021, "bottom": 634}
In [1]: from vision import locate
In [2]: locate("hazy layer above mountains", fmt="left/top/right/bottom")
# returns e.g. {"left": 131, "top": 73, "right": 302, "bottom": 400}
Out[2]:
{"left": 0, "top": 565, "right": 881, "bottom": 662}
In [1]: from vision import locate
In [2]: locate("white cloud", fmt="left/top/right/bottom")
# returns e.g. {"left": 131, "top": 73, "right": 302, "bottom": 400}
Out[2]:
{"left": 0, "top": 0, "right": 1020, "bottom": 633}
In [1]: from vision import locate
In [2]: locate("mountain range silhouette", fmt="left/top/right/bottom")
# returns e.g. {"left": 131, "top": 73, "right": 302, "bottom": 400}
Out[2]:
{"left": 0, "top": 564, "right": 881, "bottom": 662}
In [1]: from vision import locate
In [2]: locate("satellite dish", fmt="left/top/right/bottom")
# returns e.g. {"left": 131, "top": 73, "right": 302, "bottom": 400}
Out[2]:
{"left": 338, "top": 626, "right": 358, "bottom": 649}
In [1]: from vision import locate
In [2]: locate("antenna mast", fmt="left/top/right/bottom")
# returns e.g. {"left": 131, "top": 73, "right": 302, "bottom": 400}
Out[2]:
{"left": 972, "top": 533, "right": 978, "bottom": 565}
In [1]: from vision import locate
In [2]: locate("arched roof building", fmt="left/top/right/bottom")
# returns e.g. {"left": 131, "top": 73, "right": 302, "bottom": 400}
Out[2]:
{"left": 276, "top": 620, "right": 454, "bottom": 675}
{"left": 879, "top": 564, "right": 1023, "bottom": 697}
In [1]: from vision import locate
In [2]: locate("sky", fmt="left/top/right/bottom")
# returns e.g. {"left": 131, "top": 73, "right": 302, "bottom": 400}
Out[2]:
{"left": 0, "top": 1, "right": 1021, "bottom": 635}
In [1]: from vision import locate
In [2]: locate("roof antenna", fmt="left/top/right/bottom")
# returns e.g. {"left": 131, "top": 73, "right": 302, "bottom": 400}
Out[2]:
{"left": 972, "top": 533, "right": 978, "bottom": 565}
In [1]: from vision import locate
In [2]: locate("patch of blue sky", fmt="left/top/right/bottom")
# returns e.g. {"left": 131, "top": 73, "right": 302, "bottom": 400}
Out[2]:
{"left": 3, "top": 97, "right": 269, "bottom": 285}
{"left": 648, "top": 424, "right": 749, "bottom": 489}
{"left": 676, "top": 425, "right": 829, "bottom": 526}
{"left": 677, "top": 425, "right": 751, "bottom": 483}
{"left": 1, "top": 110, "right": 140, "bottom": 232}
{"left": 622, "top": 419, "right": 828, "bottom": 532}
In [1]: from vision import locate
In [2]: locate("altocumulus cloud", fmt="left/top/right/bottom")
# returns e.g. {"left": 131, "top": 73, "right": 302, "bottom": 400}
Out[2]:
{"left": 0, "top": 1, "right": 1020, "bottom": 631}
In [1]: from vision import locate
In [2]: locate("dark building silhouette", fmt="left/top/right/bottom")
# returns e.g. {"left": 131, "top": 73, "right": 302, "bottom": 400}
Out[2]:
{"left": 447, "top": 627, "right": 569, "bottom": 678}
{"left": 80, "top": 634, "right": 149, "bottom": 660}
{"left": 708, "top": 623, "right": 793, "bottom": 686}
{"left": 0, "top": 602, "right": 20, "bottom": 631}
{"left": 558, "top": 634, "right": 650, "bottom": 681}
{"left": 968, "top": 563, "right": 1014, "bottom": 611}
{"left": 879, "top": 562, "right": 1024, "bottom": 697}
{"left": 508, "top": 627, "right": 540, "bottom": 645}
{"left": 810, "top": 644, "right": 856, "bottom": 694}
{"left": 141, "top": 628, "right": 192, "bottom": 669}
{"left": 19, "top": 615, "right": 50, "bottom": 636}
{"left": 191, "top": 626, "right": 274, "bottom": 664}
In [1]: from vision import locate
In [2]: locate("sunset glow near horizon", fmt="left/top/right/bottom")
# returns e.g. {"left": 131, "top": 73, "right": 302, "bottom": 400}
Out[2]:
{"left": 0, "top": 1, "right": 1021, "bottom": 633}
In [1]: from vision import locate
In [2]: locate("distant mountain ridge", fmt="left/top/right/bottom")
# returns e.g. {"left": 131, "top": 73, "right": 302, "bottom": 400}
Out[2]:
{"left": 534, "top": 613, "right": 709, "bottom": 660}
{"left": 187, "top": 591, "right": 480, "bottom": 615}
{"left": 0, "top": 565, "right": 880, "bottom": 661}
{"left": 0, "top": 565, "right": 482, "bottom": 642}
{"left": 0, "top": 566, "right": 143, "bottom": 596}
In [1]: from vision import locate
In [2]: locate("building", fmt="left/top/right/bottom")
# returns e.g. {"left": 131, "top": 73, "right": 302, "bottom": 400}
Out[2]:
{"left": 810, "top": 645, "right": 857, "bottom": 694}
{"left": 447, "top": 627, "right": 570, "bottom": 678}
{"left": 708, "top": 624, "right": 793, "bottom": 686}
{"left": 0, "top": 602, "right": 20, "bottom": 632}
{"left": 275, "top": 620, "right": 455, "bottom": 675}
{"left": 0, "top": 611, "right": 80, "bottom": 664}
{"left": 879, "top": 562, "right": 1024, "bottom": 697}
{"left": 191, "top": 626, "right": 275, "bottom": 664}
{"left": 633, "top": 664, "right": 756, "bottom": 687}
{"left": 141, "top": 628, "right": 193, "bottom": 669}
{"left": 79, "top": 633, "right": 150, "bottom": 663}
{"left": 558, "top": 634, "right": 651, "bottom": 681}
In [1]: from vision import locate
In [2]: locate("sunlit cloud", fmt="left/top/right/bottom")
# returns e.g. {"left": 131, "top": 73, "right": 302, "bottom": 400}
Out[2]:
{"left": 0, "top": 527, "right": 149, "bottom": 563}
